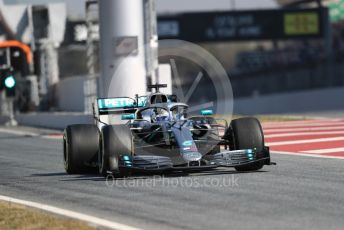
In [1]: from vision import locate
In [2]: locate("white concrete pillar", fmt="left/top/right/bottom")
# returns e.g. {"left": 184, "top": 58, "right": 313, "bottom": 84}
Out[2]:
{"left": 98, "top": 0, "right": 147, "bottom": 98}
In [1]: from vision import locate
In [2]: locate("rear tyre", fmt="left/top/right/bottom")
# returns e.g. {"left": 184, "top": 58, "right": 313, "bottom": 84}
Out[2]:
{"left": 63, "top": 124, "right": 99, "bottom": 174}
{"left": 99, "top": 125, "right": 133, "bottom": 177}
{"left": 230, "top": 117, "right": 265, "bottom": 172}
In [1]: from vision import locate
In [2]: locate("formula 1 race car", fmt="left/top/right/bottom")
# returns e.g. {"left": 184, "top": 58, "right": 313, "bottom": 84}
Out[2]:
{"left": 63, "top": 84, "right": 274, "bottom": 177}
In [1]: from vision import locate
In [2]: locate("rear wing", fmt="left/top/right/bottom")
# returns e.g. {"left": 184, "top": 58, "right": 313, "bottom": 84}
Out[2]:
{"left": 95, "top": 96, "right": 147, "bottom": 116}
{"left": 93, "top": 96, "right": 147, "bottom": 126}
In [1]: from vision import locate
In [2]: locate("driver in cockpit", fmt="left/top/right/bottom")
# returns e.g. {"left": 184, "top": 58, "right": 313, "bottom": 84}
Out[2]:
{"left": 171, "top": 106, "right": 187, "bottom": 121}
{"left": 152, "top": 108, "right": 170, "bottom": 122}
{"left": 140, "top": 108, "right": 170, "bottom": 122}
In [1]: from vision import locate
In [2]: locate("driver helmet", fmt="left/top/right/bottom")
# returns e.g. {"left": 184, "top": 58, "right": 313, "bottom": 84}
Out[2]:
{"left": 172, "top": 106, "right": 187, "bottom": 120}
{"left": 154, "top": 108, "right": 169, "bottom": 121}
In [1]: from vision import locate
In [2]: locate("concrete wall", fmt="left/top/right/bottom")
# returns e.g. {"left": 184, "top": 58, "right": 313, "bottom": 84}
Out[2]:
{"left": 0, "top": 115, "right": 10, "bottom": 125}
{"left": 231, "top": 61, "right": 344, "bottom": 98}
{"left": 57, "top": 76, "right": 86, "bottom": 112}
{"left": 234, "top": 87, "right": 344, "bottom": 115}
{"left": 15, "top": 113, "right": 93, "bottom": 130}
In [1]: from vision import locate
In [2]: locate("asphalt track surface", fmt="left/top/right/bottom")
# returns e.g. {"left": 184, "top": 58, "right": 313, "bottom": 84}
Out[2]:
{"left": 0, "top": 128, "right": 344, "bottom": 230}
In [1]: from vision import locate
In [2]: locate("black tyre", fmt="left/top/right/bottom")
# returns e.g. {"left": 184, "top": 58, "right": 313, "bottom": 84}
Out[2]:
{"left": 230, "top": 117, "right": 265, "bottom": 172}
{"left": 99, "top": 125, "right": 133, "bottom": 177}
{"left": 63, "top": 124, "right": 99, "bottom": 174}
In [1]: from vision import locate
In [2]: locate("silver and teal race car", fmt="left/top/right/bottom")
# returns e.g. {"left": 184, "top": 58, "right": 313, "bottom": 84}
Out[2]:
{"left": 63, "top": 85, "right": 274, "bottom": 177}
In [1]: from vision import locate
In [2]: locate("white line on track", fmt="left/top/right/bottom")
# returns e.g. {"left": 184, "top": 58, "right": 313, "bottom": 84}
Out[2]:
{"left": 272, "top": 151, "right": 344, "bottom": 160}
{"left": 266, "top": 137, "right": 344, "bottom": 146}
{"left": 264, "top": 126, "right": 344, "bottom": 133}
{"left": 0, "top": 195, "right": 140, "bottom": 230}
{"left": 302, "top": 147, "right": 344, "bottom": 154}
{"left": 265, "top": 131, "right": 344, "bottom": 138}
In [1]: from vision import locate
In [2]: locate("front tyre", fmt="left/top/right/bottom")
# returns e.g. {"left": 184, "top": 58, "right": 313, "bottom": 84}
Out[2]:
{"left": 63, "top": 124, "right": 99, "bottom": 174}
{"left": 99, "top": 125, "right": 133, "bottom": 177}
{"left": 230, "top": 117, "right": 265, "bottom": 172}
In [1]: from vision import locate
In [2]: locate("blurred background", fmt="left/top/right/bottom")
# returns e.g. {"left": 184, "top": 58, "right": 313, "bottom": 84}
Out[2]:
{"left": 1, "top": 0, "right": 344, "bottom": 128}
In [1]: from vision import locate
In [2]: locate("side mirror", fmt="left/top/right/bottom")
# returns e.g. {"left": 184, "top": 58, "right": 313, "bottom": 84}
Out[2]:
{"left": 200, "top": 109, "right": 213, "bottom": 116}
{"left": 121, "top": 114, "right": 135, "bottom": 120}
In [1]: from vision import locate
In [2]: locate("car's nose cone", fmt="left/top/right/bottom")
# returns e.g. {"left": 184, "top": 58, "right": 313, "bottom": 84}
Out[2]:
{"left": 182, "top": 152, "right": 202, "bottom": 162}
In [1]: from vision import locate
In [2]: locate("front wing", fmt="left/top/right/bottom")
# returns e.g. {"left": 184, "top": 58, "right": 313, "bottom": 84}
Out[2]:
{"left": 117, "top": 147, "right": 274, "bottom": 172}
